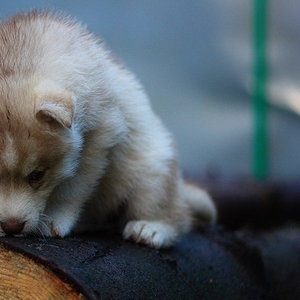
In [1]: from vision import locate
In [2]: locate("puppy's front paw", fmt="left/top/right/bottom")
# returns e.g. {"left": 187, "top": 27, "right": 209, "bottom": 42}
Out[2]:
{"left": 123, "top": 220, "right": 178, "bottom": 249}
{"left": 50, "top": 223, "right": 60, "bottom": 237}
{"left": 38, "top": 216, "right": 72, "bottom": 238}
{"left": 48, "top": 221, "right": 72, "bottom": 238}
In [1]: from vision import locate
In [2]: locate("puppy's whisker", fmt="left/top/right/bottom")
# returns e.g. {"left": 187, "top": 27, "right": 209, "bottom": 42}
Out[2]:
{"left": 36, "top": 214, "right": 53, "bottom": 238}
{"left": 36, "top": 226, "right": 47, "bottom": 241}
{"left": 40, "top": 213, "right": 53, "bottom": 223}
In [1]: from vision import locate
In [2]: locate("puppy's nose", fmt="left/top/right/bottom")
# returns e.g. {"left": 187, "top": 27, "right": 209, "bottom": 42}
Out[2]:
{"left": 1, "top": 219, "right": 25, "bottom": 234}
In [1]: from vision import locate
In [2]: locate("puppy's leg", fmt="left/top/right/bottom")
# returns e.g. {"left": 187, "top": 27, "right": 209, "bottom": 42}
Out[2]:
{"left": 122, "top": 174, "right": 189, "bottom": 249}
{"left": 39, "top": 130, "right": 110, "bottom": 237}
{"left": 38, "top": 179, "right": 93, "bottom": 237}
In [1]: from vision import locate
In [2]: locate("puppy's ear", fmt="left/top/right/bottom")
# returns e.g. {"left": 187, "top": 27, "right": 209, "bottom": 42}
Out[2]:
{"left": 35, "top": 81, "right": 74, "bottom": 129}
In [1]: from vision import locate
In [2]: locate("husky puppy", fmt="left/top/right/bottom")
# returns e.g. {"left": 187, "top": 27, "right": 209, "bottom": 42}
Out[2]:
{"left": 0, "top": 11, "right": 216, "bottom": 248}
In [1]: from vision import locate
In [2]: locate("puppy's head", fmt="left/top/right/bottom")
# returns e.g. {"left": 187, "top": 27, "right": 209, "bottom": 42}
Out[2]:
{"left": 0, "top": 80, "right": 82, "bottom": 236}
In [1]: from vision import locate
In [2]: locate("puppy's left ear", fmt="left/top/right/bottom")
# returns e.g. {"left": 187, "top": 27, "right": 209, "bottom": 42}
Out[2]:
{"left": 35, "top": 81, "right": 74, "bottom": 129}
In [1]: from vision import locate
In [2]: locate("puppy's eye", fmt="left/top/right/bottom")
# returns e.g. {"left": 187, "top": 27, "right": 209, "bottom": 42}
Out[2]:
{"left": 28, "top": 170, "right": 45, "bottom": 186}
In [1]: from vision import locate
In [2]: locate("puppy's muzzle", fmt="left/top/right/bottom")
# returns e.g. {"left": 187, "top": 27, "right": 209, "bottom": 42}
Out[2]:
{"left": 0, "top": 219, "right": 25, "bottom": 234}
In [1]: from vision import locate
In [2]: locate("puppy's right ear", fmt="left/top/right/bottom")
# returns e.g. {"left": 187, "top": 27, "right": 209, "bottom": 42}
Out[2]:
{"left": 35, "top": 81, "right": 74, "bottom": 129}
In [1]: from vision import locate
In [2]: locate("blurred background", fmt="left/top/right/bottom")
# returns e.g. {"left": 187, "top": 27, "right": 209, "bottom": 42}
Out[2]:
{"left": 1, "top": 1, "right": 299, "bottom": 181}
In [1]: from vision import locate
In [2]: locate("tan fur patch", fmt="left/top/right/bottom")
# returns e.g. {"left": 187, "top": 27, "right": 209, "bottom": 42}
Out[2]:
{"left": 1, "top": 133, "right": 17, "bottom": 170}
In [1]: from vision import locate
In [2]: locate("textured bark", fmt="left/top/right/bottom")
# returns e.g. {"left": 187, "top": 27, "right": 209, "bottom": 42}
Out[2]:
{"left": 0, "top": 229, "right": 268, "bottom": 300}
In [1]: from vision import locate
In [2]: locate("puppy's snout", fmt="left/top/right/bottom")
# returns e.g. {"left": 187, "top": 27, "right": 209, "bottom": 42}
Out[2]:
{"left": 0, "top": 219, "right": 25, "bottom": 234}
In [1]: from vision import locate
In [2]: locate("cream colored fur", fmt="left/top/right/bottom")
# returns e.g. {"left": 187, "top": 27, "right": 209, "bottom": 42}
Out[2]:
{"left": 0, "top": 11, "right": 216, "bottom": 248}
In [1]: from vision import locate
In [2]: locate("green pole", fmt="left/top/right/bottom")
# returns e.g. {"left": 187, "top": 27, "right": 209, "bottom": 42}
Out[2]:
{"left": 251, "top": 0, "right": 268, "bottom": 180}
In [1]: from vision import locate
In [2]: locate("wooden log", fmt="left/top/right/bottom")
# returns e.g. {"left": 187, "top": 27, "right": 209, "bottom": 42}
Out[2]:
{"left": 0, "top": 229, "right": 268, "bottom": 300}
{"left": 0, "top": 243, "right": 85, "bottom": 300}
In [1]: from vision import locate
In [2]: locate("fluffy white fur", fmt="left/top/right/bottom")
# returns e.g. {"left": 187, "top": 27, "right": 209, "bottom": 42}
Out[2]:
{"left": 0, "top": 11, "right": 216, "bottom": 248}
